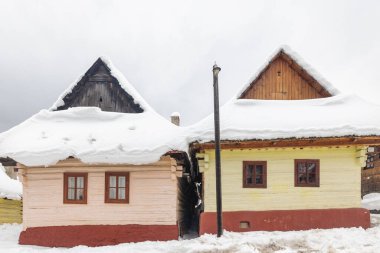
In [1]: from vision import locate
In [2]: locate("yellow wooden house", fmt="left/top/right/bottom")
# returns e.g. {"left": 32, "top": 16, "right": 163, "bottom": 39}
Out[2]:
{"left": 189, "top": 46, "right": 380, "bottom": 233}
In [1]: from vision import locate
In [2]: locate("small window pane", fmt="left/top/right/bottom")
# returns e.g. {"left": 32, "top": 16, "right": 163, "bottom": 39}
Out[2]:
{"left": 246, "top": 166, "right": 254, "bottom": 185}
{"left": 68, "top": 188, "right": 75, "bottom": 200}
{"left": 77, "top": 177, "right": 84, "bottom": 189}
{"left": 298, "top": 173, "right": 307, "bottom": 184}
{"left": 110, "top": 176, "right": 117, "bottom": 187}
{"left": 68, "top": 177, "right": 75, "bottom": 188}
{"left": 255, "top": 175, "right": 263, "bottom": 184}
{"left": 109, "top": 188, "right": 116, "bottom": 199}
{"left": 298, "top": 163, "right": 306, "bottom": 174}
{"left": 255, "top": 165, "right": 263, "bottom": 175}
{"left": 308, "top": 173, "right": 316, "bottom": 183}
{"left": 118, "top": 188, "right": 126, "bottom": 199}
{"left": 118, "top": 176, "right": 126, "bottom": 187}
{"left": 76, "top": 189, "right": 84, "bottom": 200}
{"left": 307, "top": 163, "right": 316, "bottom": 173}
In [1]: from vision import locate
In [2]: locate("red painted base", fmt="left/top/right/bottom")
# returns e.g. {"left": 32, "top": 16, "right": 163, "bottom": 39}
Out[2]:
{"left": 200, "top": 208, "right": 370, "bottom": 234}
{"left": 19, "top": 224, "right": 178, "bottom": 247}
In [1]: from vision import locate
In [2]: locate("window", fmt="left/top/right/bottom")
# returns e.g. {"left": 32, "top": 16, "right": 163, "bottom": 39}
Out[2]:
{"left": 294, "top": 159, "right": 319, "bottom": 187}
{"left": 105, "top": 172, "right": 129, "bottom": 203}
{"left": 63, "top": 173, "right": 87, "bottom": 204}
{"left": 243, "top": 161, "right": 267, "bottom": 188}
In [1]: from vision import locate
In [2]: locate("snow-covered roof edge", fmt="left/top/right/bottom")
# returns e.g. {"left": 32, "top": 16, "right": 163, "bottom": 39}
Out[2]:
{"left": 235, "top": 45, "right": 341, "bottom": 99}
{"left": 49, "top": 56, "right": 154, "bottom": 112}
{"left": 0, "top": 107, "right": 190, "bottom": 167}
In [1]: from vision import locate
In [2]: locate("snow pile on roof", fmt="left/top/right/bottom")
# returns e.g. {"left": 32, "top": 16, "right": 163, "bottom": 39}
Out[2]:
{"left": 0, "top": 164, "right": 22, "bottom": 200}
{"left": 362, "top": 193, "right": 380, "bottom": 210}
{"left": 171, "top": 112, "right": 180, "bottom": 117}
{"left": 236, "top": 45, "right": 340, "bottom": 98}
{"left": 50, "top": 56, "right": 153, "bottom": 112}
{"left": 0, "top": 107, "right": 188, "bottom": 167}
{"left": 189, "top": 94, "right": 380, "bottom": 143}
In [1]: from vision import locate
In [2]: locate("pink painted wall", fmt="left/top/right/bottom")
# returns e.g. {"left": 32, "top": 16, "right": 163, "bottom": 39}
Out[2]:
{"left": 21, "top": 158, "right": 180, "bottom": 229}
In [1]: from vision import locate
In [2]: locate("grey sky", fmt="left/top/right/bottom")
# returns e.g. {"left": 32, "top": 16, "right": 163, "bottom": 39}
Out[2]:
{"left": 0, "top": 0, "right": 379, "bottom": 131}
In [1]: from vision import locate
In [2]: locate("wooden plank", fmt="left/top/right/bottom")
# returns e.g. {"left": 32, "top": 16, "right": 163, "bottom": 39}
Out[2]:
{"left": 18, "top": 156, "right": 173, "bottom": 169}
{"left": 55, "top": 58, "right": 144, "bottom": 113}
{"left": 22, "top": 167, "right": 178, "bottom": 228}
{"left": 193, "top": 136, "right": 380, "bottom": 150}
{"left": 0, "top": 199, "right": 22, "bottom": 224}
{"left": 240, "top": 53, "right": 330, "bottom": 100}
{"left": 202, "top": 147, "right": 361, "bottom": 212}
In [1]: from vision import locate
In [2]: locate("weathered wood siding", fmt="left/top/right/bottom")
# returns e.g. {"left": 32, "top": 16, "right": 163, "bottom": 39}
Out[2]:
{"left": 362, "top": 146, "right": 380, "bottom": 196}
{"left": 200, "top": 146, "right": 363, "bottom": 212}
{"left": 21, "top": 157, "right": 180, "bottom": 229}
{"left": 362, "top": 167, "right": 380, "bottom": 196}
{"left": 56, "top": 59, "right": 143, "bottom": 113}
{"left": 0, "top": 199, "right": 22, "bottom": 224}
{"left": 240, "top": 57, "right": 330, "bottom": 100}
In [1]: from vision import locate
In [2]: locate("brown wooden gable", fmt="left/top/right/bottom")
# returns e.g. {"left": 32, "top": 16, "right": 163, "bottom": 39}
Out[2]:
{"left": 239, "top": 50, "right": 333, "bottom": 100}
{"left": 55, "top": 58, "right": 144, "bottom": 113}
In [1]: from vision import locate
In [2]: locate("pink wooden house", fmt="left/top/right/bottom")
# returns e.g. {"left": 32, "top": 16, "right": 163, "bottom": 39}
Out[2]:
{"left": 0, "top": 57, "right": 194, "bottom": 247}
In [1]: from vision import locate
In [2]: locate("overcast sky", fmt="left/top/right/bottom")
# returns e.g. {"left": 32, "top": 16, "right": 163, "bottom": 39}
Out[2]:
{"left": 0, "top": 0, "right": 379, "bottom": 131}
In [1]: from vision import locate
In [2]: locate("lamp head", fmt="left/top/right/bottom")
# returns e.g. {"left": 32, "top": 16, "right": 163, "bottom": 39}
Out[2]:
{"left": 213, "top": 63, "right": 221, "bottom": 75}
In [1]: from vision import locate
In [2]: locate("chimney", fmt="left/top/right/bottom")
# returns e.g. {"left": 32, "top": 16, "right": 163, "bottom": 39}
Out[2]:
{"left": 170, "top": 112, "right": 180, "bottom": 126}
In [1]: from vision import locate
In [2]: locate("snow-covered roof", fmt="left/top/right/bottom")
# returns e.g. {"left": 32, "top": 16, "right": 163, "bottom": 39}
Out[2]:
{"left": 188, "top": 94, "right": 380, "bottom": 143}
{"left": 0, "top": 57, "right": 190, "bottom": 167}
{"left": 236, "top": 45, "right": 340, "bottom": 99}
{"left": 171, "top": 112, "right": 180, "bottom": 117}
{"left": 50, "top": 56, "right": 153, "bottom": 112}
{"left": 0, "top": 164, "right": 22, "bottom": 200}
{"left": 0, "top": 107, "right": 188, "bottom": 167}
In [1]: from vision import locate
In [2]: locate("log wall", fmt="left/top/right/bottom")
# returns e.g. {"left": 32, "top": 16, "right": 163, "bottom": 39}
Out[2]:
{"left": 362, "top": 167, "right": 380, "bottom": 196}
{"left": 20, "top": 157, "right": 181, "bottom": 229}
{"left": 200, "top": 146, "right": 363, "bottom": 212}
{"left": 0, "top": 199, "right": 22, "bottom": 224}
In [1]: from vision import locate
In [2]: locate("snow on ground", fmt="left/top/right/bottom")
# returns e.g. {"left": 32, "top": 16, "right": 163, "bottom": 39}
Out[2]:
{"left": 0, "top": 164, "right": 22, "bottom": 200}
{"left": 362, "top": 193, "right": 380, "bottom": 211}
{"left": 1, "top": 219, "right": 380, "bottom": 253}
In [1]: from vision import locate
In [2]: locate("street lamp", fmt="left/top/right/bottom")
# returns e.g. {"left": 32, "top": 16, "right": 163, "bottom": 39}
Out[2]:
{"left": 212, "top": 63, "right": 223, "bottom": 237}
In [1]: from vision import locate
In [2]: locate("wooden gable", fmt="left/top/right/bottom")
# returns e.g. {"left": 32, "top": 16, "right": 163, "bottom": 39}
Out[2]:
{"left": 239, "top": 50, "right": 333, "bottom": 100}
{"left": 55, "top": 58, "right": 144, "bottom": 113}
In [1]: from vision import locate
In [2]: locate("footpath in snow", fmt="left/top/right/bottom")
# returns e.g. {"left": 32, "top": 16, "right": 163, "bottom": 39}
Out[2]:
{"left": 1, "top": 215, "right": 380, "bottom": 253}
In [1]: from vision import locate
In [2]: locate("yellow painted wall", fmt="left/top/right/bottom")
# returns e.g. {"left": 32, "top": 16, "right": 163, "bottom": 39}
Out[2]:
{"left": 201, "top": 146, "right": 364, "bottom": 212}
{"left": 0, "top": 199, "right": 22, "bottom": 224}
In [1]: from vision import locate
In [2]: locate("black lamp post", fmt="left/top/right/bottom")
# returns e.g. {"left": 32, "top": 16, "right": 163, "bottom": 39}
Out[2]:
{"left": 212, "top": 63, "right": 223, "bottom": 237}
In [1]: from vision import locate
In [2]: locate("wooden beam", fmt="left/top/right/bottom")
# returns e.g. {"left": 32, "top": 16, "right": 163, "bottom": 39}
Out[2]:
{"left": 281, "top": 53, "right": 332, "bottom": 97}
{"left": 17, "top": 156, "right": 174, "bottom": 169}
{"left": 192, "top": 136, "right": 380, "bottom": 150}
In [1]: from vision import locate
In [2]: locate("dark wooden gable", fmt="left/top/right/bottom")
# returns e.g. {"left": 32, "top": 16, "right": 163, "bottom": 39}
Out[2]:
{"left": 55, "top": 58, "right": 144, "bottom": 113}
{"left": 239, "top": 50, "right": 333, "bottom": 100}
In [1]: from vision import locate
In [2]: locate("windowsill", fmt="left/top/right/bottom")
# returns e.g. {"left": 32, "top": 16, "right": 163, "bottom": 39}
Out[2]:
{"left": 63, "top": 200, "right": 87, "bottom": 204}
{"left": 104, "top": 201, "right": 129, "bottom": 204}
